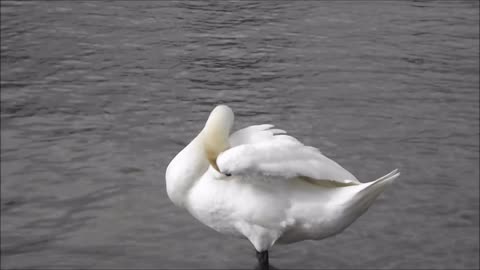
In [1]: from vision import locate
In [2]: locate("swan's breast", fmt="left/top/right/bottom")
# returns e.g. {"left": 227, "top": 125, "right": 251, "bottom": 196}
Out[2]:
{"left": 186, "top": 171, "right": 290, "bottom": 237}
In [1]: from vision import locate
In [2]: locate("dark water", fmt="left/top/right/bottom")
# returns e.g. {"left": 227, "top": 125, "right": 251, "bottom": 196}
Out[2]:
{"left": 1, "top": 1, "right": 479, "bottom": 269}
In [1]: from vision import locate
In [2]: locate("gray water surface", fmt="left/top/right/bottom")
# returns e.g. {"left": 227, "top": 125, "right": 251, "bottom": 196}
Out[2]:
{"left": 1, "top": 1, "right": 479, "bottom": 269}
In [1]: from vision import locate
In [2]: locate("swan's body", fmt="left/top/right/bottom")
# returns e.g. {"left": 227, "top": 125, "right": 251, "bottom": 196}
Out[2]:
{"left": 166, "top": 105, "right": 399, "bottom": 266}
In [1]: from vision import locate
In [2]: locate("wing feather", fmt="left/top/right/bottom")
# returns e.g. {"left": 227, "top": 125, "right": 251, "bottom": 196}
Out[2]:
{"left": 220, "top": 125, "right": 359, "bottom": 184}
{"left": 229, "top": 124, "right": 289, "bottom": 146}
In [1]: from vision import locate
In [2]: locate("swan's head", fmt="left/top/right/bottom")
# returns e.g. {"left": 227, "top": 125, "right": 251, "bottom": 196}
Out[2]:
{"left": 202, "top": 105, "right": 234, "bottom": 172}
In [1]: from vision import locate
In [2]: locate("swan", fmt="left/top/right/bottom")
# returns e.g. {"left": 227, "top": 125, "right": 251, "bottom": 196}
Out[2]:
{"left": 166, "top": 105, "right": 399, "bottom": 269}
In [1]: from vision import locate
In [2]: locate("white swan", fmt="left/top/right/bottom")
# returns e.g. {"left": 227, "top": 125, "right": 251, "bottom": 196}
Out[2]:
{"left": 166, "top": 105, "right": 399, "bottom": 269}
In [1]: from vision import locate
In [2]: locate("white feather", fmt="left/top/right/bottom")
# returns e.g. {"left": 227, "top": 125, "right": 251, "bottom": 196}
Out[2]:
{"left": 219, "top": 125, "right": 359, "bottom": 184}
{"left": 165, "top": 105, "right": 399, "bottom": 255}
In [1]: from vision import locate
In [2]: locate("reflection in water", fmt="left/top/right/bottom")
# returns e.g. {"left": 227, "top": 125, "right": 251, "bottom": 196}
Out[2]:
{"left": 1, "top": 0, "right": 479, "bottom": 269}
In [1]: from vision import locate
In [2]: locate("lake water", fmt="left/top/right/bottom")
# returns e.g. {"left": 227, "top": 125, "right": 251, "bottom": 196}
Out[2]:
{"left": 1, "top": 1, "right": 479, "bottom": 269}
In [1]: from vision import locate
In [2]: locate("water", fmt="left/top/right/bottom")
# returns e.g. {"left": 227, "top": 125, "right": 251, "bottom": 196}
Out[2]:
{"left": 1, "top": 1, "right": 478, "bottom": 269}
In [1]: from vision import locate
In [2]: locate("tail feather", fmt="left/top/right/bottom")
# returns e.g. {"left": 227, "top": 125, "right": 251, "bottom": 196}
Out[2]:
{"left": 330, "top": 169, "right": 400, "bottom": 236}
{"left": 350, "top": 169, "right": 400, "bottom": 213}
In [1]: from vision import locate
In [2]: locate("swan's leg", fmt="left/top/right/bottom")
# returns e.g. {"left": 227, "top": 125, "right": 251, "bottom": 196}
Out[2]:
{"left": 256, "top": 250, "right": 269, "bottom": 270}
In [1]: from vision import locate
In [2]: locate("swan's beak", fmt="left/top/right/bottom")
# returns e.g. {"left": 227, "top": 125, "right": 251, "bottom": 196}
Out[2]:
{"left": 203, "top": 134, "right": 229, "bottom": 173}
{"left": 206, "top": 151, "right": 221, "bottom": 172}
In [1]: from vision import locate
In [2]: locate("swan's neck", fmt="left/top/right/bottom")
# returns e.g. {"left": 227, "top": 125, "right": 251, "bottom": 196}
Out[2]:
{"left": 165, "top": 106, "right": 232, "bottom": 207}
{"left": 165, "top": 134, "right": 209, "bottom": 207}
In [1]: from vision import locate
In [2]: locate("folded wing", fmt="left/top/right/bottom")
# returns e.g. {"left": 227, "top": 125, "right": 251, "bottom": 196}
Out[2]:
{"left": 217, "top": 125, "right": 359, "bottom": 184}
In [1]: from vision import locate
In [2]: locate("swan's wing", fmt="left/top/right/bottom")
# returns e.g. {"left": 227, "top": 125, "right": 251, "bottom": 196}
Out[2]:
{"left": 221, "top": 125, "right": 359, "bottom": 184}
{"left": 229, "top": 124, "right": 293, "bottom": 146}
